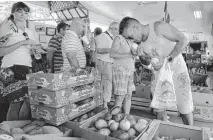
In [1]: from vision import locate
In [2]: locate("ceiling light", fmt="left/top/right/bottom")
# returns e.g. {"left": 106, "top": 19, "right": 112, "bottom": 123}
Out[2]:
{"left": 194, "top": 11, "right": 202, "bottom": 19}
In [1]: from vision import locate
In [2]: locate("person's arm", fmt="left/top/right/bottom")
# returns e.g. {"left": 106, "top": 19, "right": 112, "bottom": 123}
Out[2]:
{"left": 110, "top": 36, "right": 132, "bottom": 59}
{"left": 0, "top": 39, "right": 35, "bottom": 57}
{"left": 47, "top": 37, "right": 59, "bottom": 73}
{"left": 66, "top": 51, "right": 79, "bottom": 68}
{"left": 157, "top": 21, "right": 189, "bottom": 59}
{"left": 63, "top": 32, "right": 80, "bottom": 69}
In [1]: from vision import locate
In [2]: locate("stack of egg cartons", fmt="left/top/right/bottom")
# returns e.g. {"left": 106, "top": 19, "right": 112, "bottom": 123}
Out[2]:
{"left": 27, "top": 67, "right": 103, "bottom": 126}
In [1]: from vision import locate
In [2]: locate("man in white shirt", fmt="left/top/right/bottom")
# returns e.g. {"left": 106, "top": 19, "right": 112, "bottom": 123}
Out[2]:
{"left": 61, "top": 18, "right": 86, "bottom": 71}
{"left": 91, "top": 22, "right": 119, "bottom": 108}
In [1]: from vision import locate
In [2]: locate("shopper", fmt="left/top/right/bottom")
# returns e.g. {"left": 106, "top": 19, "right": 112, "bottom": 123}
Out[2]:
{"left": 110, "top": 19, "right": 136, "bottom": 114}
{"left": 93, "top": 22, "right": 119, "bottom": 109}
{"left": 90, "top": 27, "right": 103, "bottom": 64}
{"left": 0, "top": 2, "right": 38, "bottom": 120}
{"left": 120, "top": 17, "right": 193, "bottom": 125}
{"left": 61, "top": 18, "right": 86, "bottom": 71}
{"left": 47, "top": 22, "right": 69, "bottom": 73}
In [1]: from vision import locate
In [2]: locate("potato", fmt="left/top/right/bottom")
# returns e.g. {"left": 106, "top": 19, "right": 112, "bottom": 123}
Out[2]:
{"left": 95, "top": 119, "right": 108, "bottom": 129}
{"left": 118, "top": 132, "right": 129, "bottom": 140}
{"left": 128, "top": 128, "right": 136, "bottom": 137}
{"left": 98, "top": 128, "right": 111, "bottom": 136}
{"left": 113, "top": 114, "right": 123, "bottom": 122}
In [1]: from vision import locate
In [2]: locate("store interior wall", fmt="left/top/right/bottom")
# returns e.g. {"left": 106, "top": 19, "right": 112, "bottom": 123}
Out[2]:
{"left": 28, "top": 21, "right": 56, "bottom": 49}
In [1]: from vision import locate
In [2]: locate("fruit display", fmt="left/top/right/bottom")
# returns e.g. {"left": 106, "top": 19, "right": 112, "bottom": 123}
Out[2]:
{"left": 83, "top": 109, "right": 150, "bottom": 140}
{"left": 27, "top": 67, "right": 96, "bottom": 91}
{"left": 191, "top": 86, "right": 213, "bottom": 94}
{"left": 0, "top": 121, "right": 72, "bottom": 136}
{"left": 72, "top": 110, "right": 95, "bottom": 123}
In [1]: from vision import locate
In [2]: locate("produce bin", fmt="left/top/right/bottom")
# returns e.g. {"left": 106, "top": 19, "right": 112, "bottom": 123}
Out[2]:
{"left": 140, "top": 120, "right": 204, "bottom": 140}
{"left": 70, "top": 107, "right": 108, "bottom": 126}
{"left": 1, "top": 120, "right": 85, "bottom": 140}
{"left": 27, "top": 67, "right": 97, "bottom": 91}
{"left": 78, "top": 112, "right": 152, "bottom": 140}
{"left": 31, "top": 95, "right": 102, "bottom": 126}
{"left": 29, "top": 82, "right": 101, "bottom": 108}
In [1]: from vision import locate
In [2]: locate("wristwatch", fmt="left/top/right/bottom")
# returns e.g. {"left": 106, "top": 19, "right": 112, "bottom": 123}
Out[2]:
{"left": 167, "top": 55, "right": 173, "bottom": 62}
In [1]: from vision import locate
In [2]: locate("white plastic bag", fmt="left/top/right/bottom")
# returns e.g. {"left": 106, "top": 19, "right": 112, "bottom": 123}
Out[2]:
{"left": 150, "top": 59, "right": 176, "bottom": 110}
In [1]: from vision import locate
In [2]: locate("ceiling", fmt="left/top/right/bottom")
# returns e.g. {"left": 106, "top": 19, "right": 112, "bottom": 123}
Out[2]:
{"left": 1, "top": 1, "right": 213, "bottom": 34}
{"left": 80, "top": 1, "right": 213, "bottom": 33}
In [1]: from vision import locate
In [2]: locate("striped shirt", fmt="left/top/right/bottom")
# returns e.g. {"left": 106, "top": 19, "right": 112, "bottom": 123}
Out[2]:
{"left": 62, "top": 30, "right": 86, "bottom": 70}
{"left": 48, "top": 34, "right": 63, "bottom": 72}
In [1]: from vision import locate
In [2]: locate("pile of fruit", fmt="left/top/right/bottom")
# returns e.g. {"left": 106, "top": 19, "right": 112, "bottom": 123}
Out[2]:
{"left": 73, "top": 111, "right": 95, "bottom": 123}
{"left": 191, "top": 86, "right": 213, "bottom": 94}
{"left": 86, "top": 107, "right": 149, "bottom": 140}
{"left": 0, "top": 121, "right": 71, "bottom": 136}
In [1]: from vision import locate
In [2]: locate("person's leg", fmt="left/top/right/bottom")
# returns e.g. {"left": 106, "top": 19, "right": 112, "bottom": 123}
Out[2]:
{"left": 180, "top": 113, "right": 194, "bottom": 125}
{"left": 114, "top": 95, "right": 125, "bottom": 108}
{"left": 19, "top": 99, "right": 31, "bottom": 120}
{"left": 7, "top": 101, "right": 22, "bottom": 121}
{"left": 123, "top": 72, "right": 134, "bottom": 114}
{"left": 174, "top": 72, "right": 194, "bottom": 125}
{"left": 102, "top": 62, "right": 112, "bottom": 109}
{"left": 112, "top": 66, "right": 128, "bottom": 110}
{"left": 96, "top": 60, "right": 105, "bottom": 106}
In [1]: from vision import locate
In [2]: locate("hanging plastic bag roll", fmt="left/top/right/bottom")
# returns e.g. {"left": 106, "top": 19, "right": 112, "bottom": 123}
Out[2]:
{"left": 150, "top": 58, "right": 176, "bottom": 110}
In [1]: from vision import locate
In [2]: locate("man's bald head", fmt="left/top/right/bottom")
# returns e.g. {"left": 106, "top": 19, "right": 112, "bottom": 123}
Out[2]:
{"left": 108, "top": 21, "right": 119, "bottom": 37}
{"left": 70, "top": 18, "right": 86, "bottom": 36}
{"left": 71, "top": 18, "right": 85, "bottom": 26}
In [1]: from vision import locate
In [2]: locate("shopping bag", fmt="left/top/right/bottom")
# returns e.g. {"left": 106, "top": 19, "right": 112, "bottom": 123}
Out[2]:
{"left": 150, "top": 59, "right": 176, "bottom": 110}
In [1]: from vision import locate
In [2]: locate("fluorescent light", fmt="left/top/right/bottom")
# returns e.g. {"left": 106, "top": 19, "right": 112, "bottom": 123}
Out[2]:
{"left": 194, "top": 11, "right": 202, "bottom": 19}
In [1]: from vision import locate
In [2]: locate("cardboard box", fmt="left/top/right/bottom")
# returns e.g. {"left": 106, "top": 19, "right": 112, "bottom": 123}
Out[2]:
{"left": 1, "top": 121, "right": 84, "bottom": 140}
{"left": 140, "top": 120, "right": 204, "bottom": 140}
{"left": 27, "top": 68, "right": 97, "bottom": 91}
{"left": 194, "top": 105, "right": 213, "bottom": 122}
{"left": 70, "top": 107, "right": 108, "bottom": 126}
{"left": 29, "top": 82, "right": 101, "bottom": 108}
{"left": 79, "top": 112, "right": 152, "bottom": 140}
{"left": 31, "top": 95, "right": 102, "bottom": 126}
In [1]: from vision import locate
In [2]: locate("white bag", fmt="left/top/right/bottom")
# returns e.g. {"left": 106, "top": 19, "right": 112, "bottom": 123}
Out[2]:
{"left": 150, "top": 59, "right": 176, "bottom": 110}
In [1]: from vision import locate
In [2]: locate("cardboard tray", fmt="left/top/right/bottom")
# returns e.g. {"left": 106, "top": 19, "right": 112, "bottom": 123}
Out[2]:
{"left": 27, "top": 67, "right": 97, "bottom": 91}
{"left": 78, "top": 112, "right": 152, "bottom": 140}
{"left": 31, "top": 95, "right": 103, "bottom": 126}
{"left": 1, "top": 121, "right": 66, "bottom": 140}
{"left": 70, "top": 107, "right": 108, "bottom": 126}
{"left": 28, "top": 82, "right": 101, "bottom": 108}
{"left": 140, "top": 120, "right": 204, "bottom": 140}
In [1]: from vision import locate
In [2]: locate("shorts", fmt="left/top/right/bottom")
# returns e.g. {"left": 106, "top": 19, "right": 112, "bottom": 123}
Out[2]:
{"left": 112, "top": 65, "right": 135, "bottom": 96}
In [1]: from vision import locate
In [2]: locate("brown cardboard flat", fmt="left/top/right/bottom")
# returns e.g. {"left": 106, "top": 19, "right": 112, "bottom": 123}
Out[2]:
{"left": 70, "top": 107, "right": 108, "bottom": 126}
{"left": 31, "top": 95, "right": 102, "bottom": 126}
{"left": 27, "top": 68, "right": 96, "bottom": 91}
{"left": 14, "top": 135, "right": 84, "bottom": 140}
{"left": 140, "top": 120, "right": 204, "bottom": 140}
{"left": 62, "top": 122, "right": 106, "bottom": 140}
{"left": 29, "top": 83, "right": 101, "bottom": 108}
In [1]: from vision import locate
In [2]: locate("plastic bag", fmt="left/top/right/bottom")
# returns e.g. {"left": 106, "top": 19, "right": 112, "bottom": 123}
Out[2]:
{"left": 150, "top": 59, "right": 176, "bottom": 110}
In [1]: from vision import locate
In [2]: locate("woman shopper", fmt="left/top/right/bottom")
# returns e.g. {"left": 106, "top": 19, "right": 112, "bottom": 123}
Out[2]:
{"left": 0, "top": 2, "right": 37, "bottom": 121}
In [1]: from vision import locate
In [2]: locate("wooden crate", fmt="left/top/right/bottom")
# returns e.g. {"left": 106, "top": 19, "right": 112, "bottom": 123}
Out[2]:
{"left": 140, "top": 120, "right": 204, "bottom": 140}
{"left": 79, "top": 112, "right": 152, "bottom": 140}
